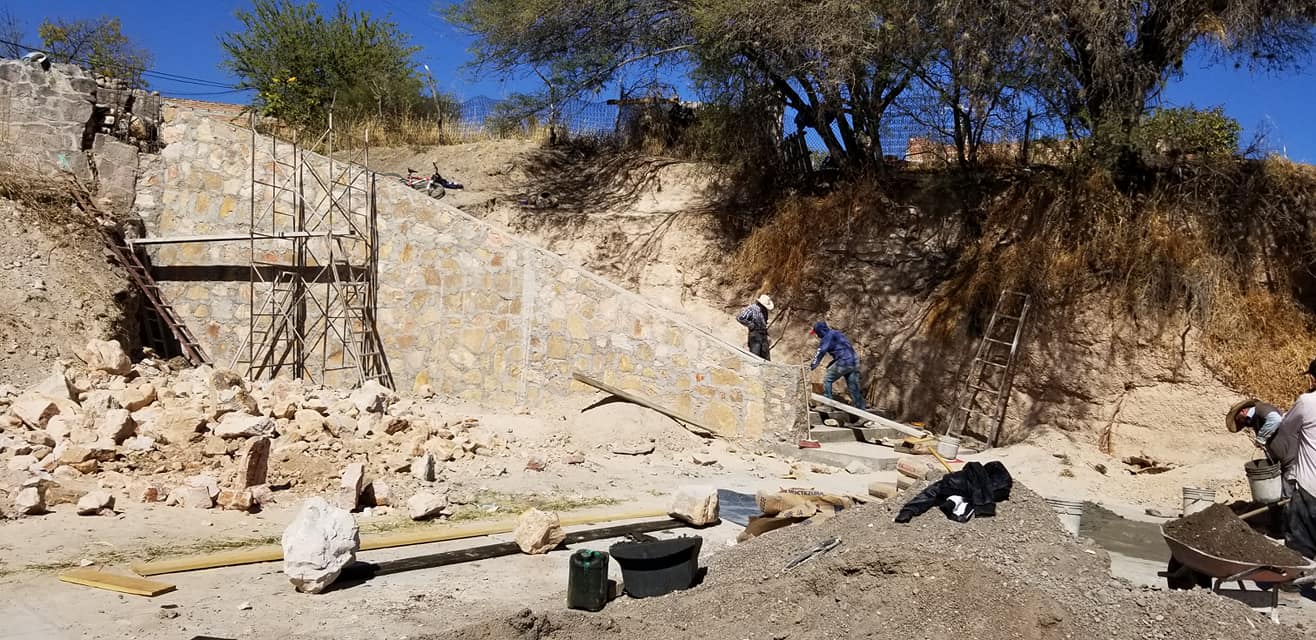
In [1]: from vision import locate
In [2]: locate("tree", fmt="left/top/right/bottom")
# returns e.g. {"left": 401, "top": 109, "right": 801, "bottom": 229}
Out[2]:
{"left": 36, "top": 16, "right": 153, "bottom": 86}
{"left": 221, "top": 0, "right": 426, "bottom": 128}
{"left": 1030, "top": 0, "right": 1316, "bottom": 152}
{"left": 449, "top": 0, "right": 937, "bottom": 171}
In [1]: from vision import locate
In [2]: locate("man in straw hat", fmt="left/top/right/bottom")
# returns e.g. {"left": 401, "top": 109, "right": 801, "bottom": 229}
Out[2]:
{"left": 1228, "top": 397, "right": 1297, "bottom": 499}
{"left": 735, "top": 294, "right": 774, "bottom": 360}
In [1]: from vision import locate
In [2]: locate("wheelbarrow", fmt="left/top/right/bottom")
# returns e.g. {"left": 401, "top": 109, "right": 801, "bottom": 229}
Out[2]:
{"left": 1159, "top": 525, "right": 1316, "bottom": 622}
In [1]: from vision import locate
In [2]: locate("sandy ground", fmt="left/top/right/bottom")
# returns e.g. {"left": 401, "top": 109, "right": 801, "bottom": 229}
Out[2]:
{"left": 0, "top": 446, "right": 887, "bottom": 640}
{"left": 3, "top": 433, "right": 1308, "bottom": 639}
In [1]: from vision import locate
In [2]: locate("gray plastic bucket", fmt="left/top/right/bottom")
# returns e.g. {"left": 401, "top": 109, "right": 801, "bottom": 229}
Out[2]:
{"left": 1245, "top": 459, "right": 1283, "bottom": 504}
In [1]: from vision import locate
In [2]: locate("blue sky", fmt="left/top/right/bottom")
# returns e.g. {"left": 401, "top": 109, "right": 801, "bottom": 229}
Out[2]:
{"left": 6, "top": 1, "right": 1316, "bottom": 162}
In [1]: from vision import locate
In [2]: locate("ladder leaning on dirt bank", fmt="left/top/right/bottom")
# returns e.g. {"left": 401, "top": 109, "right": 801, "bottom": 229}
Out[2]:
{"left": 948, "top": 290, "right": 1032, "bottom": 448}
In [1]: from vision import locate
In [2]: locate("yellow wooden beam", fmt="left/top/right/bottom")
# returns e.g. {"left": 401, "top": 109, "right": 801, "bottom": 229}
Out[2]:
{"left": 59, "top": 568, "right": 177, "bottom": 597}
{"left": 132, "top": 506, "right": 667, "bottom": 576}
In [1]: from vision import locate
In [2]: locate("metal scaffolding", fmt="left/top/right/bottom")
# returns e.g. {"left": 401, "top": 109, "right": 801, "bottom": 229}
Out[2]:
{"left": 231, "top": 113, "right": 393, "bottom": 389}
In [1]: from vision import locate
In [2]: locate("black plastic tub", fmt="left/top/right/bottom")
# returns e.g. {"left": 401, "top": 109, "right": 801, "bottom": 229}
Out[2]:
{"left": 609, "top": 536, "right": 703, "bottom": 598}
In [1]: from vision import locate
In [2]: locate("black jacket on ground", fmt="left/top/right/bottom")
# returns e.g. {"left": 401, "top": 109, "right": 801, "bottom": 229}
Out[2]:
{"left": 894, "top": 461, "right": 1014, "bottom": 523}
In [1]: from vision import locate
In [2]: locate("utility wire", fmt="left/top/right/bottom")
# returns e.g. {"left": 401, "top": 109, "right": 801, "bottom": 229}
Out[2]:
{"left": 0, "top": 36, "right": 235, "bottom": 90}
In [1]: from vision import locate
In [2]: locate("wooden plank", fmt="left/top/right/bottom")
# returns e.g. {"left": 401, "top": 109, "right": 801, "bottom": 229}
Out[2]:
{"left": 59, "top": 568, "right": 176, "bottom": 597}
{"left": 132, "top": 506, "right": 667, "bottom": 576}
{"left": 572, "top": 371, "right": 714, "bottom": 436}
{"left": 809, "top": 393, "right": 927, "bottom": 439}
{"left": 350, "top": 518, "right": 686, "bottom": 579}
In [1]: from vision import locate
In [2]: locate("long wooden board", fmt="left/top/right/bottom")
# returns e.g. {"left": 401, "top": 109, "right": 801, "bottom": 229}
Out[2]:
{"left": 59, "top": 568, "right": 177, "bottom": 597}
{"left": 132, "top": 506, "right": 667, "bottom": 576}
{"left": 572, "top": 371, "right": 714, "bottom": 436}
{"left": 809, "top": 393, "right": 927, "bottom": 439}
{"left": 348, "top": 518, "right": 686, "bottom": 580}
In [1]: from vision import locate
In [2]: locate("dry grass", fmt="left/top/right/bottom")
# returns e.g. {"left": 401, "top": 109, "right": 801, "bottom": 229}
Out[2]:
{"left": 257, "top": 113, "right": 554, "bottom": 153}
{"left": 1204, "top": 286, "right": 1316, "bottom": 406}
{"left": 734, "top": 155, "right": 1316, "bottom": 404}
{"left": 731, "top": 180, "right": 885, "bottom": 299}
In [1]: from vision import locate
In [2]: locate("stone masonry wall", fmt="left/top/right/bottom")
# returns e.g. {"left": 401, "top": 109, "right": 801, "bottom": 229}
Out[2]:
{"left": 0, "top": 60, "right": 96, "bottom": 178}
{"left": 136, "top": 108, "right": 807, "bottom": 441}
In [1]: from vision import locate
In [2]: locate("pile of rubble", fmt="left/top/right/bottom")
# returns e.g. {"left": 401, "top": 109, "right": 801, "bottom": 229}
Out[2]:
{"left": 0, "top": 339, "right": 516, "bottom": 520}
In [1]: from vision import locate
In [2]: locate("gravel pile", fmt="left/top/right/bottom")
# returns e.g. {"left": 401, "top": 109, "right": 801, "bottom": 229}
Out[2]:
{"left": 438, "top": 486, "right": 1297, "bottom": 640}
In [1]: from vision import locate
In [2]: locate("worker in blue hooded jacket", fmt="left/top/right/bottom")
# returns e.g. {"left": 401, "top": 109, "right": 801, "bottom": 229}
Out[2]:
{"left": 809, "top": 321, "right": 866, "bottom": 411}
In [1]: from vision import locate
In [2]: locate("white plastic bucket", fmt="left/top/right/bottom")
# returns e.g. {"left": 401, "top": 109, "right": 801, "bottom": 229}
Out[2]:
{"left": 1244, "top": 459, "right": 1283, "bottom": 504}
{"left": 1045, "top": 497, "right": 1083, "bottom": 536}
{"left": 936, "top": 435, "right": 961, "bottom": 460}
{"left": 1182, "top": 487, "right": 1216, "bottom": 515}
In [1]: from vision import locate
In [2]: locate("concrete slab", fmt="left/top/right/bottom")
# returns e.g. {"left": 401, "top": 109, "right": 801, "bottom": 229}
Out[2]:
{"left": 777, "top": 440, "right": 911, "bottom": 471}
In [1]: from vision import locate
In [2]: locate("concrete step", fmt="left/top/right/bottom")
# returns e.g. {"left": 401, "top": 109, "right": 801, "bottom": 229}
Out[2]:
{"left": 775, "top": 440, "right": 912, "bottom": 472}
{"left": 809, "top": 425, "right": 863, "bottom": 443}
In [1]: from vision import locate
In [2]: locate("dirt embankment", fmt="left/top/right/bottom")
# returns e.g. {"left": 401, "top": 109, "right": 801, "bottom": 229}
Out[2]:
{"left": 439, "top": 487, "right": 1293, "bottom": 640}
{"left": 0, "top": 194, "right": 133, "bottom": 388}
{"left": 375, "top": 140, "right": 1285, "bottom": 509}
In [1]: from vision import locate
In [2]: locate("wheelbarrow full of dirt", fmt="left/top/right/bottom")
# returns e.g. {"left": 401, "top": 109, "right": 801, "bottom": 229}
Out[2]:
{"left": 1160, "top": 525, "right": 1316, "bottom": 622}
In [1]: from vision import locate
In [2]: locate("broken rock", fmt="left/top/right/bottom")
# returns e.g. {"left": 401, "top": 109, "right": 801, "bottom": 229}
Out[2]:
{"left": 410, "top": 453, "right": 436, "bottom": 482}
{"left": 514, "top": 508, "right": 566, "bottom": 555}
{"left": 669, "top": 485, "right": 720, "bottom": 527}
{"left": 407, "top": 492, "right": 448, "bottom": 520}
{"left": 96, "top": 409, "right": 137, "bottom": 444}
{"left": 336, "top": 462, "right": 365, "bottom": 511}
{"left": 81, "top": 339, "right": 132, "bottom": 375}
{"left": 218, "top": 488, "right": 254, "bottom": 512}
{"left": 76, "top": 490, "right": 115, "bottom": 515}
{"left": 282, "top": 497, "right": 360, "bottom": 594}
{"left": 235, "top": 436, "right": 271, "bottom": 488}
{"left": 174, "top": 485, "right": 215, "bottom": 509}
{"left": 14, "top": 485, "right": 46, "bottom": 515}
{"left": 121, "top": 383, "right": 157, "bottom": 412}
{"left": 31, "top": 370, "right": 73, "bottom": 401}
{"left": 845, "top": 461, "right": 872, "bottom": 475}
{"left": 349, "top": 381, "right": 393, "bottom": 414}
{"left": 213, "top": 413, "right": 275, "bottom": 439}
{"left": 363, "top": 479, "right": 391, "bottom": 507}
{"left": 12, "top": 395, "right": 59, "bottom": 428}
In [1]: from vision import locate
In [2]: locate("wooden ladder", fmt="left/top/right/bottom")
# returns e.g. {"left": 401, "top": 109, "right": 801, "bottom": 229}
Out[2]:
{"left": 948, "top": 290, "right": 1031, "bottom": 447}
{"left": 102, "top": 232, "right": 211, "bottom": 366}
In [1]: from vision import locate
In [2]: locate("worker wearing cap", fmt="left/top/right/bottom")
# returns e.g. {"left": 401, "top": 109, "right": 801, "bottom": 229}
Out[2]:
{"left": 1279, "top": 359, "right": 1316, "bottom": 559}
{"left": 735, "top": 294, "right": 774, "bottom": 361}
{"left": 809, "top": 321, "right": 866, "bottom": 411}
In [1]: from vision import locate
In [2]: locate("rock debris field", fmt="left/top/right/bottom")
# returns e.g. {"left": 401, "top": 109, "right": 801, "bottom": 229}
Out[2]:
{"left": 0, "top": 338, "right": 666, "bottom": 523}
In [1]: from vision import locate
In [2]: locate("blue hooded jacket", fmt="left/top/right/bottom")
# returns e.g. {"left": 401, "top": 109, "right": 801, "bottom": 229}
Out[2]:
{"left": 810, "top": 321, "right": 858, "bottom": 370}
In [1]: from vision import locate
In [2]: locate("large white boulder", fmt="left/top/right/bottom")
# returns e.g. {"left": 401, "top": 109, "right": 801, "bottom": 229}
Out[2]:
{"left": 281, "top": 497, "right": 360, "bottom": 594}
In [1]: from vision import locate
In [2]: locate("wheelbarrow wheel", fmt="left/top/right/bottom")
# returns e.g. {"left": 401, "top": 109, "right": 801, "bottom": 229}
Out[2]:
{"left": 1164, "top": 557, "right": 1212, "bottom": 590}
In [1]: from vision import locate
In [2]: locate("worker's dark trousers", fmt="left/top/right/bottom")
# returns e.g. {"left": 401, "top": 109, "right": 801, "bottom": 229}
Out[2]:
{"left": 823, "top": 362, "right": 866, "bottom": 411}
{"left": 1286, "top": 484, "right": 1316, "bottom": 560}
{"left": 748, "top": 331, "right": 770, "bottom": 361}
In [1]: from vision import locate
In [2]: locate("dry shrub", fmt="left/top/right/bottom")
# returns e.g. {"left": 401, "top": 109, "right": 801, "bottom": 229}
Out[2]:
{"left": 737, "top": 155, "right": 1316, "bottom": 402}
{"left": 1204, "top": 286, "right": 1316, "bottom": 406}
{"left": 731, "top": 180, "right": 884, "bottom": 299}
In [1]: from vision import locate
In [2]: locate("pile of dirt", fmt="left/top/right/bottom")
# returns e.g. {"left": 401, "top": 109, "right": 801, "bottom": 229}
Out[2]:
{"left": 1165, "top": 503, "right": 1307, "bottom": 566}
{"left": 438, "top": 486, "right": 1294, "bottom": 640}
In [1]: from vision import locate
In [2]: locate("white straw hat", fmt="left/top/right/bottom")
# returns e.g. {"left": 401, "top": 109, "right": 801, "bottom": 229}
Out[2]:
{"left": 757, "top": 294, "right": 774, "bottom": 311}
